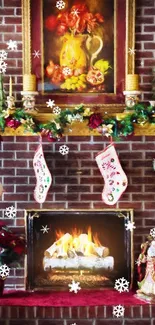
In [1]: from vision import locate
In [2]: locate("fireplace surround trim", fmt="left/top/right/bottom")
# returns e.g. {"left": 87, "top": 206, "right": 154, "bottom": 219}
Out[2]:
{"left": 25, "top": 208, "right": 134, "bottom": 291}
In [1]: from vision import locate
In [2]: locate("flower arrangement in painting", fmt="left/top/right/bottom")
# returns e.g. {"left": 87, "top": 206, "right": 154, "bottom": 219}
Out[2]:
{"left": 0, "top": 222, "right": 25, "bottom": 267}
{"left": 44, "top": 3, "right": 112, "bottom": 92}
{"left": 45, "top": 4, "right": 104, "bottom": 36}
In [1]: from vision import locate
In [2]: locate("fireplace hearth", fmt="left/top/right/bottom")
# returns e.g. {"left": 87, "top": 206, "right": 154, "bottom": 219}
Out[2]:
{"left": 26, "top": 209, "right": 133, "bottom": 291}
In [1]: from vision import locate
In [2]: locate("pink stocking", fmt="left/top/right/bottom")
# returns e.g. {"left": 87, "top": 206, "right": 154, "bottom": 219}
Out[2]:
{"left": 95, "top": 143, "right": 128, "bottom": 205}
{"left": 33, "top": 144, "right": 52, "bottom": 203}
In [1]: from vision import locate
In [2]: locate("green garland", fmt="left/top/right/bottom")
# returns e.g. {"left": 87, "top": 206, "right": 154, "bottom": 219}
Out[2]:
{"left": 0, "top": 103, "right": 155, "bottom": 141}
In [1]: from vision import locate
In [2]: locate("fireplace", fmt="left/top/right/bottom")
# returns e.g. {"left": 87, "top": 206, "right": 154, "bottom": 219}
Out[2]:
{"left": 26, "top": 209, "right": 133, "bottom": 291}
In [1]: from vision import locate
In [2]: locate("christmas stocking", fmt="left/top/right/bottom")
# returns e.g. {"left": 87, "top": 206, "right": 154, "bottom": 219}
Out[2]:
{"left": 33, "top": 144, "right": 52, "bottom": 203}
{"left": 95, "top": 143, "right": 128, "bottom": 205}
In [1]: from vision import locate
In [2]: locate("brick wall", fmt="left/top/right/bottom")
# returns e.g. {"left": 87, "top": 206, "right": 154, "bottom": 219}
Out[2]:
{"left": 0, "top": 0, "right": 155, "bottom": 294}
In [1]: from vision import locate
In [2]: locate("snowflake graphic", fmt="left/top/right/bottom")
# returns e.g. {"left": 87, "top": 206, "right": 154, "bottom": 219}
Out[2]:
{"left": 150, "top": 227, "right": 155, "bottom": 238}
{"left": 114, "top": 277, "right": 129, "bottom": 293}
{"left": 0, "top": 60, "right": 7, "bottom": 73}
{"left": 71, "top": 8, "right": 80, "bottom": 16}
{"left": 40, "top": 225, "right": 50, "bottom": 234}
{"left": 135, "top": 259, "right": 141, "bottom": 266}
{"left": 46, "top": 99, "right": 55, "bottom": 109}
{"left": 71, "top": 323, "right": 77, "bottom": 325}
{"left": 113, "top": 305, "right": 125, "bottom": 318}
{"left": 0, "top": 50, "right": 8, "bottom": 60}
{"left": 7, "top": 40, "right": 17, "bottom": 51}
{"left": 62, "top": 67, "right": 72, "bottom": 76}
{"left": 68, "top": 280, "right": 81, "bottom": 293}
{"left": 0, "top": 264, "right": 10, "bottom": 279}
{"left": 5, "top": 206, "right": 16, "bottom": 219}
{"left": 128, "top": 47, "right": 136, "bottom": 55}
{"left": 125, "top": 221, "right": 136, "bottom": 231}
{"left": 56, "top": 0, "right": 65, "bottom": 10}
{"left": 53, "top": 106, "right": 61, "bottom": 115}
{"left": 32, "top": 50, "right": 41, "bottom": 58}
{"left": 59, "top": 145, "right": 69, "bottom": 155}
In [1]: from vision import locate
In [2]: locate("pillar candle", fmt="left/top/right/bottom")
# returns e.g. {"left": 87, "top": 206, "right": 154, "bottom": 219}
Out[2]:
{"left": 126, "top": 74, "right": 139, "bottom": 91}
{"left": 23, "top": 74, "right": 36, "bottom": 92}
{"left": 9, "top": 76, "right": 12, "bottom": 97}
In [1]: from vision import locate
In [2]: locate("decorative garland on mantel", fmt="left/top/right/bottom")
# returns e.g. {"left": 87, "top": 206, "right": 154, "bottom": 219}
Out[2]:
{"left": 0, "top": 103, "right": 155, "bottom": 141}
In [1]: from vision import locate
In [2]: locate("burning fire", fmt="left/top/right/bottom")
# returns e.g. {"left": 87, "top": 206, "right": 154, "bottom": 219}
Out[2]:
{"left": 53, "top": 226, "right": 105, "bottom": 257}
{"left": 43, "top": 226, "right": 114, "bottom": 272}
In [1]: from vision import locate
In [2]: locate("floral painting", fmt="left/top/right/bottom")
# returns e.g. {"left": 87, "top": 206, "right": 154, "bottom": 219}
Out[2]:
{"left": 43, "top": 0, "right": 114, "bottom": 93}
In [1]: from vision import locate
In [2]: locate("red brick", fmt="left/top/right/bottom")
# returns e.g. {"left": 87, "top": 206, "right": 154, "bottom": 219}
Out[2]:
{"left": 96, "top": 321, "right": 122, "bottom": 325}
{"left": 36, "top": 307, "right": 44, "bottom": 318}
{"left": 4, "top": 0, "right": 21, "bottom": 5}
{"left": 125, "top": 321, "right": 151, "bottom": 325}
{"left": 62, "top": 307, "right": 70, "bottom": 319}
{"left": 132, "top": 306, "right": 142, "bottom": 318}
{"left": 38, "top": 319, "right": 64, "bottom": 325}
{"left": 142, "top": 305, "right": 151, "bottom": 318}
{"left": 9, "top": 319, "right": 36, "bottom": 325}
{"left": 3, "top": 194, "right": 28, "bottom": 201}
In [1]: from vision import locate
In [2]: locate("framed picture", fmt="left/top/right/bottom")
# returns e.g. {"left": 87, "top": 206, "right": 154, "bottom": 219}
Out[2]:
{"left": 26, "top": 209, "right": 134, "bottom": 291}
{"left": 22, "top": 0, "right": 135, "bottom": 111}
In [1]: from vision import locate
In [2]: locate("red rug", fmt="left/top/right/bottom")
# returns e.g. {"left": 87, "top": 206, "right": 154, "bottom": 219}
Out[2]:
{"left": 0, "top": 289, "right": 147, "bottom": 307}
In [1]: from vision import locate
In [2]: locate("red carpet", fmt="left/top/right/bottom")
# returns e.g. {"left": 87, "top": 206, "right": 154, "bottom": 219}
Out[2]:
{"left": 0, "top": 289, "right": 147, "bottom": 306}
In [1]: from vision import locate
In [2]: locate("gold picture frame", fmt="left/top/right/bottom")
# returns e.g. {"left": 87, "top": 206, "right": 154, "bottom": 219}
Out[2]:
{"left": 22, "top": 0, "right": 136, "bottom": 114}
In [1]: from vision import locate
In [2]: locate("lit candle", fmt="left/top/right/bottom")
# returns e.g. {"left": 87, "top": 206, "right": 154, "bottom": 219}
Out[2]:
{"left": 9, "top": 76, "right": 12, "bottom": 97}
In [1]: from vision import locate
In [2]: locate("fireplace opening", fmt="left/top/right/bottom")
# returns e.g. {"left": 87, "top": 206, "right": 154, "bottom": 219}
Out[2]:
{"left": 26, "top": 209, "right": 133, "bottom": 291}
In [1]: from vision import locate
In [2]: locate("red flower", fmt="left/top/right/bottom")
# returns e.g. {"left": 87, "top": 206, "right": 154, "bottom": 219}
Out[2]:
{"left": 5, "top": 117, "right": 21, "bottom": 129}
{"left": 88, "top": 113, "right": 103, "bottom": 129}
{"left": 44, "top": 15, "right": 58, "bottom": 31}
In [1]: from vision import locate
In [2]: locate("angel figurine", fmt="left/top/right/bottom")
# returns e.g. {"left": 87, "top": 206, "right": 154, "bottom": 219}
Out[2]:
{"left": 137, "top": 235, "right": 155, "bottom": 300}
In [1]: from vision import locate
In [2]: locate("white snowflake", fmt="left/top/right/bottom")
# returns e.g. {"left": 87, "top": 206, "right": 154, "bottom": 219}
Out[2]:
{"left": 46, "top": 99, "right": 55, "bottom": 109}
{"left": 113, "top": 305, "right": 125, "bottom": 318}
{"left": 0, "top": 60, "right": 7, "bottom": 73}
{"left": 32, "top": 50, "right": 41, "bottom": 59}
{"left": 135, "top": 259, "right": 141, "bottom": 266}
{"left": 128, "top": 47, "right": 136, "bottom": 55}
{"left": 53, "top": 106, "right": 61, "bottom": 115}
{"left": 59, "top": 145, "right": 69, "bottom": 155}
{"left": 71, "top": 323, "right": 77, "bottom": 325}
{"left": 0, "top": 264, "right": 10, "bottom": 279}
{"left": 40, "top": 225, "right": 50, "bottom": 234}
{"left": 68, "top": 280, "right": 81, "bottom": 294}
{"left": 71, "top": 8, "right": 80, "bottom": 16}
{"left": 150, "top": 227, "right": 155, "bottom": 238}
{"left": 0, "top": 50, "right": 8, "bottom": 60}
{"left": 7, "top": 40, "right": 17, "bottom": 51}
{"left": 114, "top": 277, "right": 129, "bottom": 293}
{"left": 62, "top": 67, "right": 72, "bottom": 76}
{"left": 5, "top": 206, "right": 16, "bottom": 219}
{"left": 125, "top": 221, "right": 136, "bottom": 231}
{"left": 56, "top": 0, "right": 65, "bottom": 10}
{"left": 140, "top": 60, "right": 144, "bottom": 67}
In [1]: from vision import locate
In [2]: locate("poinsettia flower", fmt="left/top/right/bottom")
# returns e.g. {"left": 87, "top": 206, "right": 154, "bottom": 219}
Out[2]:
{"left": 88, "top": 113, "right": 103, "bottom": 129}
{"left": 5, "top": 117, "right": 21, "bottom": 129}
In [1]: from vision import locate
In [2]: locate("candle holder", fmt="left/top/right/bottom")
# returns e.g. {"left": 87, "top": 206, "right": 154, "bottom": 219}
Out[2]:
{"left": 123, "top": 90, "right": 142, "bottom": 109}
{"left": 6, "top": 95, "right": 15, "bottom": 110}
{"left": 21, "top": 91, "right": 39, "bottom": 111}
{"left": 149, "top": 101, "right": 155, "bottom": 107}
